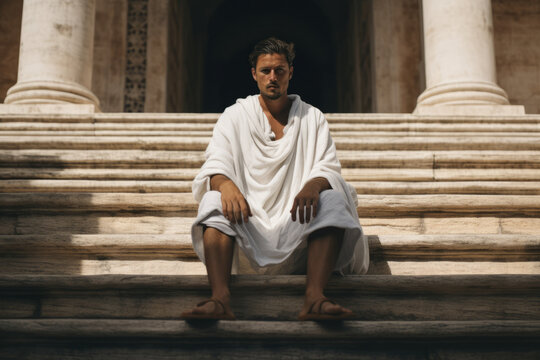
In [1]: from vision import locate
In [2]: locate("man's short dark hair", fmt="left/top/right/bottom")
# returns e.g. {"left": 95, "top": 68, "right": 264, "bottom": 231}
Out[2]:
{"left": 249, "top": 37, "right": 295, "bottom": 69}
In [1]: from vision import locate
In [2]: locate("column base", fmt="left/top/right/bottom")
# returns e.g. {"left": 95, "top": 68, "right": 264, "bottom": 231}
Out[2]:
{"left": 413, "top": 104, "right": 526, "bottom": 116}
{"left": 4, "top": 80, "right": 100, "bottom": 111}
{"left": 417, "top": 81, "right": 510, "bottom": 107}
{"left": 0, "top": 103, "right": 96, "bottom": 115}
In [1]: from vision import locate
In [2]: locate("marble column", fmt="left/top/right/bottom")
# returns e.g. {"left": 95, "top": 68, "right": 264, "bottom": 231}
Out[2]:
{"left": 415, "top": 0, "right": 512, "bottom": 111}
{"left": 4, "top": 0, "right": 100, "bottom": 108}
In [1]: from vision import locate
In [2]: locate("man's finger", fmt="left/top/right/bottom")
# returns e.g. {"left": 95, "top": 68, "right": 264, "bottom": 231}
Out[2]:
{"left": 224, "top": 201, "right": 230, "bottom": 222}
{"left": 241, "top": 201, "right": 250, "bottom": 223}
{"left": 298, "top": 199, "right": 305, "bottom": 224}
{"left": 248, "top": 201, "right": 253, "bottom": 217}
{"left": 305, "top": 200, "right": 312, "bottom": 223}
{"left": 222, "top": 200, "right": 228, "bottom": 220}
{"left": 223, "top": 201, "right": 233, "bottom": 222}
{"left": 312, "top": 199, "right": 318, "bottom": 218}
{"left": 290, "top": 198, "right": 298, "bottom": 221}
{"left": 233, "top": 202, "right": 242, "bottom": 224}
{"left": 227, "top": 201, "right": 235, "bottom": 223}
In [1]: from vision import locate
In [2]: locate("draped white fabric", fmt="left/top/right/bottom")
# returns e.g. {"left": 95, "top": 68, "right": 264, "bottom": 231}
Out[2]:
{"left": 191, "top": 94, "right": 369, "bottom": 274}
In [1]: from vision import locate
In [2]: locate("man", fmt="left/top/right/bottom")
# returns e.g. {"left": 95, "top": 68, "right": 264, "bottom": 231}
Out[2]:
{"left": 181, "top": 37, "right": 369, "bottom": 321}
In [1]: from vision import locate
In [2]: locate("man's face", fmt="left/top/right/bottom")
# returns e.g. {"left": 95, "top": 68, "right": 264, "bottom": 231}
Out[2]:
{"left": 251, "top": 53, "right": 293, "bottom": 100}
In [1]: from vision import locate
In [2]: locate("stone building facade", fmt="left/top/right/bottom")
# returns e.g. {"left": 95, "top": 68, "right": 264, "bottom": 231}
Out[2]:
{"left": 0, "top": 0, "right": 539, "bottom": 114}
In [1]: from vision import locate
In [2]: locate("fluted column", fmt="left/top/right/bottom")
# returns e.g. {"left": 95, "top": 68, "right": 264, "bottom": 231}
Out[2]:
{"left": 4, "top": 0, "right": 99, "bottom": 108}
{"left": 415, "top": 0, "right": 513, "bottom": 111}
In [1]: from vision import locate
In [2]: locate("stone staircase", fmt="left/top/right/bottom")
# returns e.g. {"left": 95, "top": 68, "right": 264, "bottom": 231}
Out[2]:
{"left": 0, "top": 111, "right": 539, "bottom": 358}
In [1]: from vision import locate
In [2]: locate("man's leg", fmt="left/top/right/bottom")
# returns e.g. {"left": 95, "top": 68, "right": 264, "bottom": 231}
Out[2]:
{"left": 299, "top": 226, "right": 353, "bottom": 316}
{"left": 189, "top": 226, "right": 235, "bottom": 316}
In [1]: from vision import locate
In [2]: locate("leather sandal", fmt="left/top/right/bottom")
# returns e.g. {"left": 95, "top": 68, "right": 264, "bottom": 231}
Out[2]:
{"left": 298, "top": 297, "right": 356, "bottom": 321}
{"left": 180, "top": 298, "right": 236, "bottom": 320}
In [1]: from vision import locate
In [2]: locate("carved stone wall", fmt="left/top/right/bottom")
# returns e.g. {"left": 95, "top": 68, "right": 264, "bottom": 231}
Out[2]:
{"left": 166, "top": 0, "right": 203, "bottom": 112}
{"left": 493, "top": 0, "right": 540, "bottom": 114}
{"left": 123, "top": 0, "right": 148, "bottom": 112}
{"left": 336, "top": 0, "right": 372, "bottom": 113}
{"left": 92, "top": 0, "right": 128, "bottom": 112}
{"left": 371, "top": 0, "right": 423, "bottom": 113}
{"left": 0, "top": 0, "right": 22, "bottom": 103}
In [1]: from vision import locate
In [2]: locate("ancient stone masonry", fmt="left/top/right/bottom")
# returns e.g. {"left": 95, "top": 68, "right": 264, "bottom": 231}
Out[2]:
{"left": 414, "top": 0, "right": 524, "bottom": 115}
{"left": 3, "top": 0, "right": 99, "bottom": 108}
{"left": 123, "top": 0, "right": 148, "bottom": 112}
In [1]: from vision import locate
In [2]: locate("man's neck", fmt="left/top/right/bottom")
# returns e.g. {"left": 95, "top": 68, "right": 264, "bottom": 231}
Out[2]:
{"left": 258, "top": 94, "right": 291, "bottom": 125}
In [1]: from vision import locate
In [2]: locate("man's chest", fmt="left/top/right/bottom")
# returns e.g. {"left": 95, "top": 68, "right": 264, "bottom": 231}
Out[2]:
{"left": 263, "top": 111, "right": 288, "bottom": 141}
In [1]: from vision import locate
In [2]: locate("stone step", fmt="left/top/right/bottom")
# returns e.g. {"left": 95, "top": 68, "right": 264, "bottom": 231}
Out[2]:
{"left": 2, "top": 193, "right": 540, "bottom": 216}
{"left": 352, "top": 181, "right": 540, "bottom": 195}
{"left": 320, "top": 113, "right": 540, "bottom": 124}
{"left": 0, "top": 130, "right": 216, "bottom": 136}
{"left": 4, "top": 214, "right": 538, "bottom": 237}
{"left": 434, "top": 168, "right": 540, "bottom": 181}
{"left": 0, "top": 168, "right": 203, "bottom": 180}
{"left": 0, "top": 149, "right": 206, "bottom": 168}
{"left": 0, "top": 122, "right": 215, "bottom": 131}
{"left": 0, "top": 113, "right": 219, "bottom": 124}
{"left": 2, "top": 179, "right": 539, "bottom": 195}
{"left": 2, "top": 135, "right": 540, "bottom": 151}
{"left": 1, "top": 234, "right": 538, "bottom": 275}
{"left": 3, "top": 112, "right": 540, "bottom": 124}
{"left": 2, "top": 167, "right": 540, "bottom": 181}
{"left": 2, "top": 150, "right": 540, "bottom": 168}
{"left": 0, "top": 258, "right": 206, "bottom": 276}
{"left": 1, "top": 274, "right": 538, "bottom": 320}
{"left": 2, "top": 121, "right": 540, "bottom": 132}
{"left": 0, "top": 180, "right": 194, "bottom": 193}
{"left": 2, "top": 257, "right": 538, "bottom": 275}
{"left": 1, "top": 319, "right": 538, "bottom": 359}
{"left": 2, "top": 234, "right": 537, "bottom": 261}
{"left": 5, "top": 130, "right": 540, "bottom": 138}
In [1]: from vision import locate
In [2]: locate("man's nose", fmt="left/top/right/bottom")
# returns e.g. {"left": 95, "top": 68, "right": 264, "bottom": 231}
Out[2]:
{"left": 269, "top": 71, "right": 277, "bottom": 81}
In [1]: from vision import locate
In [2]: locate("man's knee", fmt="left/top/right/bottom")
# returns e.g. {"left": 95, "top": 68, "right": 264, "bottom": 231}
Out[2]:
{"left": 319, "top": 189, "right": 345, "bottom": 205}
{"left": 203, "top": 225, "right": 234, "bottom": 243}
{"left": 308, "top": 226, "right": 344, "bottom": 242}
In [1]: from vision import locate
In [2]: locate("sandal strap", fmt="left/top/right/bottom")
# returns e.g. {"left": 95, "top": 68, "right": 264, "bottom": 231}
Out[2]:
{"left": 196, "top": 298, "right": 226, "bottom": 313}
{"left": 309, "top": 297, "right": 336, "bottom": 315}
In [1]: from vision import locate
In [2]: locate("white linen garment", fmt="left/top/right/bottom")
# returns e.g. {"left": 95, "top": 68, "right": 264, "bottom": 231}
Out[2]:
{"left": 191, "top": 94, "right": 369, "bottom": 274}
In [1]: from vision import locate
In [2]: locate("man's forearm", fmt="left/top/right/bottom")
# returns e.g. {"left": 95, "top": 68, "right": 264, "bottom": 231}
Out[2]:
{"left": 210, "top": 174, "right": 233, "bottom": 191}
{"left": 307, "top": 177, "right": 332, "bottom": 193}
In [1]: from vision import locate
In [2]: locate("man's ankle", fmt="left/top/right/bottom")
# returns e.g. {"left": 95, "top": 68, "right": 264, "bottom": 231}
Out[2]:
{"left": 304, "top": 289, "right": 324, "bottom": 302}
{"left": 211, "top": 290, "right": 231, "bottom": 303}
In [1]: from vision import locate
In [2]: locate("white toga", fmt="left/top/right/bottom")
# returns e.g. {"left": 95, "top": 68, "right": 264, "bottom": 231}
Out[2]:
{"left": 191, "top": 94, "right": 369, "bottom": 274}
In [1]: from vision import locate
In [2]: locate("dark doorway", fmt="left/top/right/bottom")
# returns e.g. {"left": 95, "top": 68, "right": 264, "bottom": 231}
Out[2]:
{"left": 202, "top": 0, "right": 337, "bottom": 113}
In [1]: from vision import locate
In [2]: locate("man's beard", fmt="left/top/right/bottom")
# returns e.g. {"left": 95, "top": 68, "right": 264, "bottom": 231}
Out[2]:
{"left": 262, "top": 89, "right": 283, "bottom": 100}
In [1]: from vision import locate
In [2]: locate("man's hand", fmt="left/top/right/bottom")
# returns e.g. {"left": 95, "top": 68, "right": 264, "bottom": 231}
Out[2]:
{"left": 211, "top": 174, "right": 252, "bottom": 224}
{"left": 290, "top": 177, "right": 331, "bottom": 224}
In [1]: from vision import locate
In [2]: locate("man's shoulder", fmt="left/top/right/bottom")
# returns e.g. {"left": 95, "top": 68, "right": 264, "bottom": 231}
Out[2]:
{"left": 294, "top": 96, "right": 325, "bottom": 125}
{"left": 289, "top": 95, "right": 320, "bottom": 112}
{"left": 222, "top": 95, "right": 257, "bottom": 113}
{"left": 214, "top": 96, "right": 258, "bottom": 131}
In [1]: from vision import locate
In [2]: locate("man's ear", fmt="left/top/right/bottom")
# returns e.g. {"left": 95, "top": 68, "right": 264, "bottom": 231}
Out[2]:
{"left": 289, "top": 66, "right": 293, "bottom": 79}
{"left": 251, "top": 67, "right": 256, "bottom": 81}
